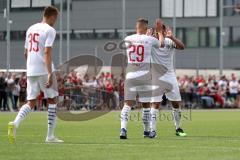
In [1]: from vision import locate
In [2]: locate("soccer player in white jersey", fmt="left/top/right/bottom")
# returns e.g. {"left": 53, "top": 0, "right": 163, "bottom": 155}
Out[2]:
{"left": 148, "top": 19, "right": 187, "bottom": 138}
{"left": 120, "top": 18, "right": 165, "bottom": 139}
{"left": 8, "top": 6, "right": 63, "bottom": 143}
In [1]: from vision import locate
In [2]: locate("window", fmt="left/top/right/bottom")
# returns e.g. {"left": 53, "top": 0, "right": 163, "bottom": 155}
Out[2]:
{"left": 222, "top": 0, "right": 240, "bottom": 16}
{"left": 0, "top": 0, "right": 6, "bottom": 11}
{"left": 176, "top": 28, "right": 184, "bottom": 42}
{"left": 11, "top": 0, "right": 52, "bottom": 9}
{"left": 0, "top": 31, "right": 26, "bottom": 41}
{"left": 11, "top": 0, "right": 30, "bottom": 8}
{"left": 232, "top": 27, "right": 240, "bottom": 46}
{"left": 161, "top": 0, "right": 218, "bottom": 17}
{"left": 9, "top": 31, "right": 26, "bottom": 40}
{"left": 161, "top": 0, "right": 183, "bottom": 17}
{"left": 223, "top": 27, "right": 230, "bottom": 46}
{"left": 223, "top": 0, "right": 234, "bottom": 16}
{"left": 209, "top": 27, "right": 217, "bottom": 47}
{"left": 72, "top": 33, "right": 94, "bottom": 39}
{"left": 233, "top": 0, "right": 240, "bottom": 16}
{"left": 185, "top": 28, "right": 199, "bottom": 47}
{"left": 32, "top": 0, "right": 51, "bottom": 7}
{"left": 207, "top": 0, "right": 217, "bottom": 16}
{"left": 0, "top": 29, "right": 122, "bottom": 41}
{"left": 184, "top": 0, "right": 207, "bottom": 17}
{"left": 199, "top": 28, "right": 207, "bottom": 47}
{"left": 0, "top": 31, "right": 6, "bottom": 41}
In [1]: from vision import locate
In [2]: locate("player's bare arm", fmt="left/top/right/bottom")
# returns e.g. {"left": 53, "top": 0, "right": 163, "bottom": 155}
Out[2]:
{"left": 45, "top": 47, "right": 53, "bottom": 88}
{"left": 24, "top": 49, "right": 28, "bottom": 60}
{"left": 155, "top": 19, "right": 165, "bottom": 47}
{"left": 166, "top": 28, "right": 185, "bottom": 50}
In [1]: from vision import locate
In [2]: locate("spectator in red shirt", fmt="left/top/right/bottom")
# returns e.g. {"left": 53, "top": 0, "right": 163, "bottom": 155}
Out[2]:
{"left": 105, "top": 79, "right": 115, "bottom": 109}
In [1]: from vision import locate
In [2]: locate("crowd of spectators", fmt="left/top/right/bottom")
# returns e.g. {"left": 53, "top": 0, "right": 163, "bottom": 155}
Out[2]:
{"left": 1, "top": 71, "right": 240, "bottom": 111}
{"left": 0, "top": 72, "right": 26, "bottom": 111}
{"left": 55, "top": 71, "right": 125, "bottom": 110}
{"left": 0, "top": 71, "right": 125, "bottom": 111}
{"left": 178, "top": 74, "right": 240, "bottom": 108}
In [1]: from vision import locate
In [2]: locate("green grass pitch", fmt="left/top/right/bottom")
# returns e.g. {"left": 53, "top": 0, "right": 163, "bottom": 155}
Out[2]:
{"left": 0, "top": 110, "right": 240, "bottom": 160}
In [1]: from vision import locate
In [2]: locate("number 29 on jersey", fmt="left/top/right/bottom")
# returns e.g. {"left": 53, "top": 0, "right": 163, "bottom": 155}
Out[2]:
{"left": 128, "top": 45, "right": 145, "bottom": 62}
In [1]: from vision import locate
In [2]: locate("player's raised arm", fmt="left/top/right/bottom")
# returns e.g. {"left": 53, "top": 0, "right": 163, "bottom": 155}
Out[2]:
{"left": 155, "top": 19, "right": 165, "bottom": 47}
{"left": 166, "top": 28, "right": 185, "bottom": 50}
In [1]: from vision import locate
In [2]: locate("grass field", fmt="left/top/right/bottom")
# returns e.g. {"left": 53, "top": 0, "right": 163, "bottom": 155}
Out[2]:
{"left": 0, "top": 109, "right": 240, "bottom": 160}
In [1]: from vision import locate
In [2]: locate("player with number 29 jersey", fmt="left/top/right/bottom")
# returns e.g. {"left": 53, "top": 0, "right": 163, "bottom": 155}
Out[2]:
{"left": 25, "top": 23, "right": 56, "bottom": 77}
{"left": 125, "top": 34, "right": 160, "bottom": 64}
{"left": 123, "top": 33, "right": 163, "bottom": 103}
{"left": 124, "top": 34, "right": 161, "bottom": 80}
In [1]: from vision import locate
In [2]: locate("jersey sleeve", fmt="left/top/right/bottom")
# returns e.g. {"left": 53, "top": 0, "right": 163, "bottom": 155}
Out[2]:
{"left": 151, "top": 37, "right": 161, "bottom": 48}
{"left": 45, "top": 28, "right": 56, "bottom": 47}
{"left": 124, "top": 36, "right": 131, "bottom": 48}
{"left": 164, "top": 38, "right": 176, "bottom": 49}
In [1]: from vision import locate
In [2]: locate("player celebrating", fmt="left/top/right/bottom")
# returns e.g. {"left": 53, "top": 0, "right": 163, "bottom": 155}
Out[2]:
{"left": 120, "top": 18, "right": 164, "bottom": 139}
{"left": 148, "top": 19, "right": 187, "bottom": 138}
{"left": 8, "top": 6, "right": 63, "bottom": 143}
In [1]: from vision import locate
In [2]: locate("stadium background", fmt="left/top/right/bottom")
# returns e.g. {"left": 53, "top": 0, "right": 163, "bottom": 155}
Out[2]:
{"left": 0, "top": 0, "right": 240, "bottom": 72}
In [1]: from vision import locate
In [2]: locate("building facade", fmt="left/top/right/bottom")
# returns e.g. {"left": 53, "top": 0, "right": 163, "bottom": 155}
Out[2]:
{"left": 0, "top": 0, "right": 239, "bottom": 70}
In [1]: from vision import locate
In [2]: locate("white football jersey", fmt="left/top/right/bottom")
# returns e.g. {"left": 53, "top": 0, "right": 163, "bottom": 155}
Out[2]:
{"left": 152, "top": 38, "right": 176, "bottom": 72}
{"left": 125, "top": 34, "right": 160, "bottom": 64}
{"left": 124, "top": 34, "right": 161, "bottom": 79}
{"left": 24, "top": 23, "right": 56, "bottom": 77}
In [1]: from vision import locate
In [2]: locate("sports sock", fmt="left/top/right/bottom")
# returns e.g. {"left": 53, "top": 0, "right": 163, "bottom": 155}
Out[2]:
{"left": 120, "top": 104, "right": 131, "bottom": 130}
{"left": 13, "top": 104, "right": 31, "bottom": 128}
{"left": 142, "top": 108, "right": 150, "bottom": 132}
{"left": 150, "top": 108, "right": 159, "bottom": 132}
{"left": 47, "top": 104, "right": 57, "bottom": 138}
{"left": 172, "top": 107, "right": 181, "bottom": 129}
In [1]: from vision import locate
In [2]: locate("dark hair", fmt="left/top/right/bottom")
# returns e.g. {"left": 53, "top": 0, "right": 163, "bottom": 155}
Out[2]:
{"left": 15, "top": 78, "right": 19, "bottom": 84}
{"left": 43, "top": 6, "right": 59, "bottom": 18}
{"left": 162, "top": 24, "right": 166, "bottom": 31}
{"left": 137, "top": 18, "right": 148, "bottom": 25}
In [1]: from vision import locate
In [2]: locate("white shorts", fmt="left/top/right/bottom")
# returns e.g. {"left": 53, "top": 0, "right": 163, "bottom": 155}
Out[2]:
{"left": 151, "top": 71, "right": 181, "bottom": 102}
{"left": 124, "top": 64, "right": 172, "bottom": 103}
{"left": 124, "top": 73, "right": 172, "bottom": 103}
{"left": 124, "top": 74, "right": 154, "bottom": 103}
{"left": 27, "top": 74, "right": 58, "bottom": 100}
{"left": 124, "top": 81, "right": 161, "bottom": 103}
